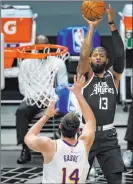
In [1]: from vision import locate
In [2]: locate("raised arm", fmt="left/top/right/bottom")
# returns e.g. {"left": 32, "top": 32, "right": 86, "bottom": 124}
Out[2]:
{"left": 77, "top": 17, "right": 102, "bottom": 77}
{"left": 107, "top": 4, "right": 125, "bottom": 88}
{"left": 68, "top": 75, "right": 96, "bottom": 152}
{"left": 24, "top": 100, "right": 59, "bottom": 153}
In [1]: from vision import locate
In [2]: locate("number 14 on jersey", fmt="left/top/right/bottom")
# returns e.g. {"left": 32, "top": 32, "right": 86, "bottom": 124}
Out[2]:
{"left": 62, "top": 168, "right": 79, "bottom": 184}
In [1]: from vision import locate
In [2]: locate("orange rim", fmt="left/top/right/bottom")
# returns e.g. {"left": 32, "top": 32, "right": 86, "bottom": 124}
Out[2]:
{"left": 4, "top": 47, "right": 18, "bottom": 58}
{"left": 14, "top": 44, "right": 68, "bottom": 59}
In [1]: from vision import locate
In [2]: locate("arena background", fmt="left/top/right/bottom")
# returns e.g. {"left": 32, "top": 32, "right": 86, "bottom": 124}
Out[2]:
{"left": 1, "top": 0, "right": 133, "bottom": 101}
{"left": 2, "top": 1, "right": 131, "bottom": 35}
{"left": 1, "top": 1, "right": 133, "bottom": 184}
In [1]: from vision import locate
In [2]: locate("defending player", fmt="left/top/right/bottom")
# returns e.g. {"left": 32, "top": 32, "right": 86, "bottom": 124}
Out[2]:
{"left": 24, "top": 74, "right": 96, "bottom": 183}
{"left": 77, "top": 4, "right": 125, "bottom": 184}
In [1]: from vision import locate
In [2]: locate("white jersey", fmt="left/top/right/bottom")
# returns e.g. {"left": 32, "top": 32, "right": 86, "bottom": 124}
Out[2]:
{"left": 42, "top": 139, "right": 89, "bottom": 184}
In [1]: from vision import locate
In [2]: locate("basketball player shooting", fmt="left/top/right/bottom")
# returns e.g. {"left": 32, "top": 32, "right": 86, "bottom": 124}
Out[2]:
{"left": 77, "top": 4, "right": 125, "bottom": 184}
{"left": 24, "top": 74, "right": 96, "bottom": 183}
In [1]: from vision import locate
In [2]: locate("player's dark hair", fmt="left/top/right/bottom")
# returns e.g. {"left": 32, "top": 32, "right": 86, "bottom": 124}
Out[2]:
{"left": 90, "top": 46, "right": 109, "bottom": 58}
{"left": 60, "top": 112, "right": 80, "bottom": 138}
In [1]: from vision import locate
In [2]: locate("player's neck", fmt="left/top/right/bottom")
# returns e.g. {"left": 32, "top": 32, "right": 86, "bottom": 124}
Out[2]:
{"left": 62, "top": 137, "right": 77, "bottom": 145}
{"left": 96, "top": 73, "right": 104, "bottom": 78}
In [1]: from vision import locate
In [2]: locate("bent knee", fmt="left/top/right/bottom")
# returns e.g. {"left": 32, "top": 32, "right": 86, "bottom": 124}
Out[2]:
{"left": 16, "top": 104, "right": 28, "bottom": 116}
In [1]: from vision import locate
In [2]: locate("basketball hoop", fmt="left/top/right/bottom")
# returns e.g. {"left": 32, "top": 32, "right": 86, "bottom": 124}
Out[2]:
{"left": 15, "top": 44, "right": 69, "bottom": 59}
{"left": 5, "top": 44, "right": 69, "bottom": 108}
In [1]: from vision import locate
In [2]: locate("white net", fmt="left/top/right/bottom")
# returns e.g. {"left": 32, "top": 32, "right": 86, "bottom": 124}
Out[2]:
{"left": 18, "top": 47, "right": 69, "bottom": 108}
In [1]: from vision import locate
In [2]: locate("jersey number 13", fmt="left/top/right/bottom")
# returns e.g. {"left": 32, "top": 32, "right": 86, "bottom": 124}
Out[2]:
{"left": 99, "top": 97, "right": 108, "bottom": 110}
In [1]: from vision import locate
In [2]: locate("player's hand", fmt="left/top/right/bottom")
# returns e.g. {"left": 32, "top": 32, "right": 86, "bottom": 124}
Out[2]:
{"left": 45, "top": 98, "right": 59, "bottom": 118}
{"left": 67, "top": 74, "right": 85, "bottom": 95}
{"left": 82, "top": 15, "right": 102, "bottom": 28}
{"left": 106, "top": 4, "right": 114, "bottom": 22}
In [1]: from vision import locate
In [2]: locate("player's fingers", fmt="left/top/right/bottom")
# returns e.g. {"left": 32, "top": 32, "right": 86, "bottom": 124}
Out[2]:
{"left": 80, "top": 75, "right": 84, "bottom": 83}
{"left": 81, "top": 75, "right": 85, "bottom": 83}
{"left": 49, "top": 99, "right": 57, "bottom": 106}
{"left": 51, "top": 94, "right": 58, "bottom": 101}
{"left": 97, "top": 18, "right": 102, "bottom": 23}
{"left": 109, "top": 4, "right": 112, "bottom": 9}
{"left": 49, "top": 101, "right": 54, "bottom": 107}
{"left": 94, "top": 17, "right": 102, "bottom": 24}
{"left": 77, "top": 74, "right": 81, "bottom": 82}
{"left": 82, "top": 14, "right": 86, "bottom": 20}
{"left": 74, "top": 75, "right": 77, "bottom": 83}
{"left": 82, "top": 76, "right": 85, "bottom": 83}
{"left": 106, "top": 9, "right": 109, "bottom": 13}
{"left": 82, "top": 15, "right": 89, "bottom": 22}
{"left": 55, "top": 108, "right": 59, "bottom": 113}
{"left": 54, "top": 95, "right": 59, "bottom": 101}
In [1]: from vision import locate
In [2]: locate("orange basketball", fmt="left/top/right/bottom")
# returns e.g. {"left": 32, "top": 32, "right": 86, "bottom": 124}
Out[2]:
{"left": 81, "top": 0, "right": 106, "bottom": 21}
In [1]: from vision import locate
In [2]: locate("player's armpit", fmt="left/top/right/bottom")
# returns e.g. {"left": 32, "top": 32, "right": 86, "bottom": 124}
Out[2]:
{"left": 109, "top": 66, "right": 121, "bottom": 88}
{"left": 24, "top": 135, "right": 53, "bottom": 153}
{"left": 78, "top": 124, "right": 95, "bottom": 152}
{"left": 79, "top": 132, "right": 95, "bottom": 153}
{"left": 77, "top": 59, "right": 93, "bottom": 82}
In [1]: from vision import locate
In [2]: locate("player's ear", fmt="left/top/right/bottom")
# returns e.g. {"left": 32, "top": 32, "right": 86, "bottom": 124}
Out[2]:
{"left": 76, "top": 128, "right": 80, "bottom": 133}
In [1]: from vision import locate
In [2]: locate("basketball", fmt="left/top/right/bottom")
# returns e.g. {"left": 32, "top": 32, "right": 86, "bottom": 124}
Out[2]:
{"left": 81, "top": 0, "right": 106, "bottom": 21}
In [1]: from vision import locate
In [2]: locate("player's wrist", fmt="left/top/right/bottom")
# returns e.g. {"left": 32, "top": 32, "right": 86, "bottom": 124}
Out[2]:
{"left": 89, "top": 24, "right": 95, "bottom": 30}
{"left": 74, "top": 92, "right": 83, "bottom": 98}
{"left": 109, "top": 21, "right": 117, "bottom": 32}
{"left": 108, "top": 21, "right": 115, "bottom": 25}
{"left": 44, "top": 114, "right": 50, "bottom": 119}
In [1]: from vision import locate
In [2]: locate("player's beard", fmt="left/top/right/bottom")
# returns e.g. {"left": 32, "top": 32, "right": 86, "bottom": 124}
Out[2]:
{"left": 90, "top": 62, "right": 106, "bottom": 74}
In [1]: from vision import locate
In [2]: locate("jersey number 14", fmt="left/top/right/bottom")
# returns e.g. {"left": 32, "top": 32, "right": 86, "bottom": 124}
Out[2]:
{"left": 99, "top": 97, "right": 108, "bottom": 110}
{"left": 62, "top": 168, "right": 79, "bottom": 184}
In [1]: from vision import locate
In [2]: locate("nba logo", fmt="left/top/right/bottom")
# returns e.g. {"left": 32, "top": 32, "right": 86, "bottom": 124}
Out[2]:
{"left": 72, "top": 27, "right": 84, "bottom": 53}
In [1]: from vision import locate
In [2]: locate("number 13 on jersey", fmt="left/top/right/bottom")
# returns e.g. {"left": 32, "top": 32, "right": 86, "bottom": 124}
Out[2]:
{"left": 99, "top": 97, "right": 108, "bottom": 110}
